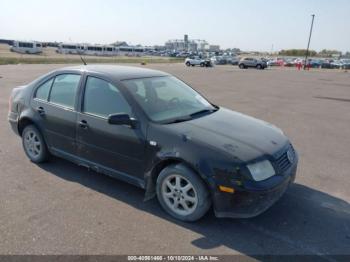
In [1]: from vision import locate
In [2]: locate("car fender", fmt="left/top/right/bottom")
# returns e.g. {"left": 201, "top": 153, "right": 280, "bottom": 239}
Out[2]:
{"left": 143, "top": 147, "right": 217, "bottom": 201}
{"left": 17, "top": 107, "right": 46, "bottom": 139}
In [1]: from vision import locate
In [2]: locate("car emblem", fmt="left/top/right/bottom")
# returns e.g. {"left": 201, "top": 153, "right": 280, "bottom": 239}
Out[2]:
{"left": 287, "top": 149, "right": 294, "bottom": 163}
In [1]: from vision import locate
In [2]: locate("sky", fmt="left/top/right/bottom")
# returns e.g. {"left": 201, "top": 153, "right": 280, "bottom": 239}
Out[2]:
{"left": 0, "top": 0, "right": 349, "bottom": 52}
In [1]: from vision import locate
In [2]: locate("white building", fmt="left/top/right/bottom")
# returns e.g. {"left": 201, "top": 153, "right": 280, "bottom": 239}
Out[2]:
{"left": 165, "top": 35, "right": 212, "bottom": 52}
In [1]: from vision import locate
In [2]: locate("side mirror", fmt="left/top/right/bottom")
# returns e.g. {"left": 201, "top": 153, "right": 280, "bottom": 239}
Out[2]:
{"left": 107, "top": 113, "right": 137, "bottom": 128}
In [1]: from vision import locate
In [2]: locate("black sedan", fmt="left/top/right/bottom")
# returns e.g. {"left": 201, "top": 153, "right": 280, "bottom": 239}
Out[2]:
{"left": 8, "top": 65, "right": 298, "bottom": 221}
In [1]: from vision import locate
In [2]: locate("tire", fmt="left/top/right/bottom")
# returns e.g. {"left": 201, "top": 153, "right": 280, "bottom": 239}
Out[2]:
{"left": 185, "top": 61, "right": 191, "bottom": 67}
{"left": 200, "top": 62, "right": 205, "bottom": 67}
{"left": 156, "top": 164, "right": 211, "bottom": 222}
{"left": 239, "top": 64, "right": 245, "bottom": 69}
{"left": 256, "top": 64, "right": 262, "bottom": 69}
{"left": 22, "top": 125, "right": 49, "bottom": 163}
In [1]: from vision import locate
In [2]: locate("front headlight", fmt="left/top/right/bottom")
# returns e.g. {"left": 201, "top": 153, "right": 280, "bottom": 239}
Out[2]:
{"left": 247, "top": 160, "right": 275, "bottom": 181}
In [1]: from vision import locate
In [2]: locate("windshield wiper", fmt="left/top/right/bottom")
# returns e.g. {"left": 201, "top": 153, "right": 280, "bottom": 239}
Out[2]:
{"left": 165, "top": 116, "right": 192, "bottom": 124}
{"left": 165, "top": 108, "right": 217, "bottom": 124}
{"left": 189, "top": 108, "right": 216, "bottom": 118}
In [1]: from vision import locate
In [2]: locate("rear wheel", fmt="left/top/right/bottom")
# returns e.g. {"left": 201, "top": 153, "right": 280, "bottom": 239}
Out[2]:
{"left": 185, "top": 61, "right": 191, "bottom": 67}
{"left": 22, "top": 125, "right": 49, "bottom": 163}
{"left": 200, "top": 62, "right": 205, "bottom": 67}
{"left": 156, "top": 164, "right": 211, "bottom": 221}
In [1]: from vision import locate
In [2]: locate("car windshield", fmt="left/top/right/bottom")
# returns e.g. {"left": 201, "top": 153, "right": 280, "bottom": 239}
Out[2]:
{"left": 122, "top": 76, "right": 217, "bottom": 123}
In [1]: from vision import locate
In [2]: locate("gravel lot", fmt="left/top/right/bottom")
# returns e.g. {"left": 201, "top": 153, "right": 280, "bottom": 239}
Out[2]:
{"left": 0, "top": 64, "right": 349, "bottom": 259}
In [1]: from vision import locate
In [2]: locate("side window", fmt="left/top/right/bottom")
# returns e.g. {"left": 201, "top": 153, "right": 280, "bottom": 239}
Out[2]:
{"left": 49, "top": 74, "right": 81, "bottom": 109}
{"left": 35, "top": 78, "right": 54, "bottom": 101}
{"left": 83, "top": 76, "right": 132, "bottom": 118}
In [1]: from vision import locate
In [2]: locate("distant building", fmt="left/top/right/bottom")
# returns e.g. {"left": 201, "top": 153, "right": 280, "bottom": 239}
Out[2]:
{"left": 208, "top": 45, "right": 220, "bottom": 52}
{"left": 153, "top": 45, "right": 166, "bottom": 51}
{"left": 165, "top": 35, "right": 209, "bottom": 52}
{"left": 165, "top": 39, "right": 186, "bottom": 51}
{"left": 0, "top": 39, "right": 14, "bottom": 45}
{"left": 111, "top": 41, "right": 128, "bottom": 47}
{"left": 184, "top": 34, "right": 189, "bottom": 50}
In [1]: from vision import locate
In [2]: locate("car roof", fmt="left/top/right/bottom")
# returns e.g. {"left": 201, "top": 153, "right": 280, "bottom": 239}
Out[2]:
{"left": 57, "top": 64, "right": 169, "bottom": 81}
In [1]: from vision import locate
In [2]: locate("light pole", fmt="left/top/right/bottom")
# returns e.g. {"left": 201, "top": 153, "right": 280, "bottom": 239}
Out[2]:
{"left": 304, "top": 14, "right": 315, "bottom": 69}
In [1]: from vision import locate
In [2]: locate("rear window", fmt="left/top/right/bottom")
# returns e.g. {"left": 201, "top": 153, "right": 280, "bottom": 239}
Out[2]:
{"left": 35, "top": 78, "right": 54, "bottom": 101}
{"left": 49, "top": 74, "right": 81, "bottom": 109}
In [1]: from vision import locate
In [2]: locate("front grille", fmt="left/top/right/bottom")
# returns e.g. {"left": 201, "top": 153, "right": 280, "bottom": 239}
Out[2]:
{"left": 273, "top": 144, "right": 295, "bottom": 173}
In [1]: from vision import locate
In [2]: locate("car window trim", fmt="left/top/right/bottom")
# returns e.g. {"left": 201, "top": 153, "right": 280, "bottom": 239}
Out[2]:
{"left": 32, "top": 97, "right": 76, "bottom": 112}
{"left": 33, "top": 77, "right": 55, "bottom": 101}
{"left": 81, "top": 111, "right": 109, "bottom": 120}
{"left": 47, "top": 73, "right": 82, "bottom": 110}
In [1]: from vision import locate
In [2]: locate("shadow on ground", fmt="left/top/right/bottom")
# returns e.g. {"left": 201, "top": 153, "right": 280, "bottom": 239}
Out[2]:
{"left": 39, "top": 157, "right": 350, "bottom": 261}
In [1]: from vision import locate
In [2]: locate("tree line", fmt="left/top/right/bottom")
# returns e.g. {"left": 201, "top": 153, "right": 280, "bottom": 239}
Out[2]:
{"left": 279, "top": 49, "right": 349, "bottom": 58}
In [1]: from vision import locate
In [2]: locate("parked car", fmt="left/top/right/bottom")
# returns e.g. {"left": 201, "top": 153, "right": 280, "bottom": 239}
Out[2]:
{"left": 340, "top": 59, "right": 350, "bottom": 69}
{"left": 321, "top": 60, "right": 333, "bottom": 69}
{"left": 331, "top": 60, "right": 343, "bottom": 69}
{"left": 267, "top": 59, "right": 280, "bottom": 67}
{"left": 8, "top": 65, "right": 298, "bottom": 221}
{"left": 210, "top": 56, "right": 226, "bottom": 65}
{"left": 227, "top": 56, "right": 240, "bottom": 65}
{"left": 284, "top": 59, "right": 295, "bottom": 67}
{"left": 185, "top": 56, "right": 212, "bottom": 67}
{"left": 239, "top": 57, "right": 267, "bottom": 69}
{"left": 308, "top": 59, "right": 322, "bottom": 68}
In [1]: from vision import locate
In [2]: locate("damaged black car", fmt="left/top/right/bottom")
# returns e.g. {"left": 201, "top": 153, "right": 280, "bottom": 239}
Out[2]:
{"left": 8, "top": 65, "right": 298, "bottom": 221}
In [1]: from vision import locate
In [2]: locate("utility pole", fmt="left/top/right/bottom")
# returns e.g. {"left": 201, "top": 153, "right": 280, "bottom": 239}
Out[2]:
{"left": 304, "top": 14, "right": 315, "bottom": 69}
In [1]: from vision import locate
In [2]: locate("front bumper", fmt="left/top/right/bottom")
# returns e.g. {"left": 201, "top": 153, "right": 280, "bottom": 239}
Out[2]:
{"left": 213, "top": 156, "right": 298, "bottom": 218}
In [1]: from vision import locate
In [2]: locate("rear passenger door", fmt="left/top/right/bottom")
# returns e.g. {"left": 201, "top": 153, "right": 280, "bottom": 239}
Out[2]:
{"left": 31, "top": 73, "right": 81, "bottom": 155}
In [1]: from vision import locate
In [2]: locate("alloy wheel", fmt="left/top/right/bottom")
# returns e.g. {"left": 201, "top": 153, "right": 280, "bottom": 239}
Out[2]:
{"left": 161, "top": 174, "right": 198, "bottom": 216}
{"left": 24, "top": 130, "right": 42, "bottom": 158}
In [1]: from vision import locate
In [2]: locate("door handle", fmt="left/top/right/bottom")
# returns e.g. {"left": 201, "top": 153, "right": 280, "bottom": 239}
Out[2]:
{"left": 37, "top": 106, "right": 45, "bottom": 116}
{"left": 78, "top": 120, "right": 88, "bottom": 129}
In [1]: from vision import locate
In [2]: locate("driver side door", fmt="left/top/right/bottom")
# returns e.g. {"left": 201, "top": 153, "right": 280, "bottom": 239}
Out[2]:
{"left": 76, "top": 75, "right": 146, "bottom": 184}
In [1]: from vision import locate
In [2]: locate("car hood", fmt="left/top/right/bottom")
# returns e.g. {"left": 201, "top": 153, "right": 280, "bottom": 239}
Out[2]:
{"left": 172, "top": 108, "right": 288, "bottom": 162}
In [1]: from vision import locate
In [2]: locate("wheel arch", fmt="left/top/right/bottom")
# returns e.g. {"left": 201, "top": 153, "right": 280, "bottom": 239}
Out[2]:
{"left": 18, "top": 117, "right": 36, "bottom": 136}
{"left": 144, "top": 157, "right": 212, "bottom": 201}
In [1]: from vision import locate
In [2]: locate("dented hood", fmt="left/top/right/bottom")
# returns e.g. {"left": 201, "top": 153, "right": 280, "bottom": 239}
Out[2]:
{"left": 173, "top": 107, "right": 288, "bottom": 162}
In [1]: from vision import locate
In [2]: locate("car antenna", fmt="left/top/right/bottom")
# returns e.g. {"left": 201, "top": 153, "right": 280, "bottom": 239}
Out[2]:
{"left": 69, "top": 37, "right": 87, "bottom": 65}
{"left": 78, "top": 50, "right": 87, "bottom": 65}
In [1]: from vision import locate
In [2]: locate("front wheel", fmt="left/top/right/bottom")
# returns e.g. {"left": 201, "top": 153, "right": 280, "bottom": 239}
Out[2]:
{"left": 200, "top": 62, "right": 205, "bottom": 67}
{"left": 156, "top": 164, "right": 211, "bottom": 222}
{"left": 185, "top": 61, "right": 191, "bottom": 67}
{"left": 256, "top": 64, "right": 262, "bottom": 69}
{"left": 239, "top": 64, "right": 245, "bottom": 69}
{"left": 22, "top": 125, "right": 49, "bottom": 163}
